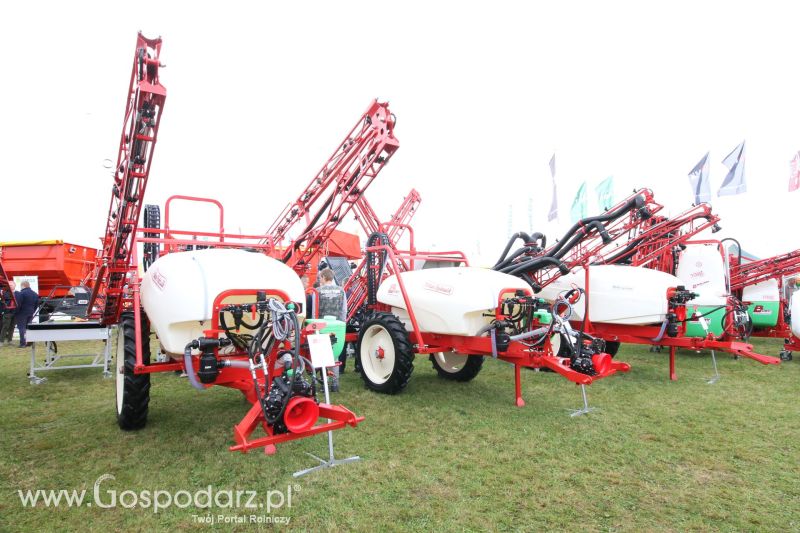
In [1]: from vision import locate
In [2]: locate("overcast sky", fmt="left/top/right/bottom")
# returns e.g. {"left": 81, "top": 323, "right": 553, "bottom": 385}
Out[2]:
{"left": 2, "top": 1, "right": 798, "bottom": 264}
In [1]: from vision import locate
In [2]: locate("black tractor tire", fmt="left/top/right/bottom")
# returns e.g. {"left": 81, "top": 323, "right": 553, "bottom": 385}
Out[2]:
{"left": 429, "top": 352, "right": 484, "bottom": 381}
{"left": 115, "top": 312, "right": 151, "bottom": 430}
{"left": 357, "top": 312, "right": 414, "bottom": 394}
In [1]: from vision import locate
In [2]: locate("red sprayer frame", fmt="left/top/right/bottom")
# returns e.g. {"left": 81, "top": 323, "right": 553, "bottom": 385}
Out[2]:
{"left": 566, "top": 262, "right": 778, "bottom": 381}
{"left": 127, "top": 197, "right": 363, "bottom": 454}
{"left": 361, "top": 244, "right": 629, "bottom": 406}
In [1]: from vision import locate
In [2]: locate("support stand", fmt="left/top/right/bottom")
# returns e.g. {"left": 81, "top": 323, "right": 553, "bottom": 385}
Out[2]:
{"left": 294, "top": 365, "right": 360, "bottom": 477}
{"left": 669, "top": 346, "right": 677, "bottom": 381}
{"left": 569, "top": 384, "right": 598, "bottom": 417}
{"left": 514, "top": 364, "right": 525, "bottom": 407}
{"left": 27, "top": 323, "right": 112, "bottom": 384}
{"left": 705, "top": 350, "right": 720, "bottom": 384}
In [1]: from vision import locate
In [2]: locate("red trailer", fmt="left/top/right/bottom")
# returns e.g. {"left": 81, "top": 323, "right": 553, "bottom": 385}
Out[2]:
{"left": 0, "top": 240, "right": 97, "bottom": 297}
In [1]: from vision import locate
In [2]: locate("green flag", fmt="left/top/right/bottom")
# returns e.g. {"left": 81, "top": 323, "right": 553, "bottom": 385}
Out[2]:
{"left": 570, "top": 182, "right": 587, "bottom": 223}
{"left": 595, "top": 176, "right": 614, "bottom": 210}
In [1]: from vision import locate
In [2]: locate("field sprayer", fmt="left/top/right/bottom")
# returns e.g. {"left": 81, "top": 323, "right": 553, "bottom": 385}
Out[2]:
{"left": 494, "top": 192, "right": 780, "bottom": 380}
{"left": 85, "top": 33, "right": 365, "bottom": 455}
{"left": 339, "top": 221, "right": 630, "bottom": 413}
{"left": 726, "top": 246, "right": 800, "bottom": 360}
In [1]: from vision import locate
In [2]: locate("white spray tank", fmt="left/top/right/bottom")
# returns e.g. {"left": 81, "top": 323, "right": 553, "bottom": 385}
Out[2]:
{"left": 674, "top": 243, "right": 729, "bottom": 336}
{"left": 376, "top": 267, "right": 530, "bottom": 336}
{"left": 140, "top": 248, "right": 305, "bottom": 356}
{"left": 742, "top": 278, "right": 781, "bottom": 328}
{"left": 791, "top": 292, "right": 800, "bottom": 338}
{"left": 537, "top": 265, "right": 680, "bottom": 325}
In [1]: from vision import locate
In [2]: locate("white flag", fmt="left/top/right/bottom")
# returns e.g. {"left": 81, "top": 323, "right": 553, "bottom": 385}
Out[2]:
{"left": 718, "top": 141, "right": 746, "bottom": 197}
{"left": 688, "top": 152, "right": 711, "bottom": 204}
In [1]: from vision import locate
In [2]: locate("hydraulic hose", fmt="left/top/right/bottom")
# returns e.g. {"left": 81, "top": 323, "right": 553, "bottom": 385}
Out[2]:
{"left": 493, "top": 246, "right": 536, "bottom": 272}
{"left": 219, "top": 359, "right": 250, "bottom": 369}
{"left": 548, "top": 220, "right": 611, "bottom": 261}
{"left": 502, "top": 256, "right": 571, "bottom": 277}
{"left": 493, "top": 231, "right": 546, "bottom": 268}
{"left": 546, "top": 194, "right": 645, "bottom": 259}
{"left": 366, "top": 232, "right": 391, "bottom": 305}
{"left": 183, "top": 342, "right": 207, "bottom": 391}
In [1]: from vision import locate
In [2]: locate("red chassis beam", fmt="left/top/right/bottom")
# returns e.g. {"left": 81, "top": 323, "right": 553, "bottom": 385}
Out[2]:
{"left": 584, "top": 321, "right": 780, "bottom": 380}
{"left": 416, "top": 331, "right": 630, "bottom": 407}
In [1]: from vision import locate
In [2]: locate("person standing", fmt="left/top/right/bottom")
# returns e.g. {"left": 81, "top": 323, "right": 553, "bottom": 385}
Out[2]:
{"left": 15, "top": 281, "right": 39, "bottom": 348}
{"left": 316, "top": 268, "right": 349, "bottom": 372}
{"left": 0, "top": 281, "right": 16, "bottom": 346}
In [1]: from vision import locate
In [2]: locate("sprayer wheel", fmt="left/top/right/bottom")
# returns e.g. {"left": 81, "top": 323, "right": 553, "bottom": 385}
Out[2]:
{"left": 357, "top": 312, "right": 414, "bottom": 394}
{"left": 430, "top": 352, "right": 484, "bottom": 381}
{"left": 115, "top": 312, "right": 151, "bottom": 430}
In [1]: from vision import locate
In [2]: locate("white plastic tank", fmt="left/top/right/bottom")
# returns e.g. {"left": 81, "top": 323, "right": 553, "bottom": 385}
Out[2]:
{"left": 792, "top": 293, "right": 800, "bottom": 338}
{"left": 538, "top": 265, "right": 682, "bottom": 325}
{"left": 742, "top": 279, "right": 780, "bottom": 303}
{"left": 140, "top": 248, "right": 305, "bottom": 355}
{"left": 674, "top": 243, "right": 728, "bottom": 305}
{"left": 376, "top": 267, "right": 530, "bottom": 336}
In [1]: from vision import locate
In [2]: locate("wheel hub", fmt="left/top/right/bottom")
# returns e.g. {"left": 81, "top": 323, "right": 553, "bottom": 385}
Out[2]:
{"left": 375, "top": 346, "right": 385, "bottom": 359}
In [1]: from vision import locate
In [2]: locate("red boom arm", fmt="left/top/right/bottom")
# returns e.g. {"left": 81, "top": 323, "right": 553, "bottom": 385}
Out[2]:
{"left": 261, "top": 100, "right": 399, "bottom": 274}
{"left": 87, "top": 33, "right": 166, "bottom": 325}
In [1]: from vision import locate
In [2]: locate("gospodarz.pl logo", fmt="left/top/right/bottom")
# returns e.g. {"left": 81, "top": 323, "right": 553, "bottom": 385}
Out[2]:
{"left": 17, "top": 473, "right": 295, "bottom": 523}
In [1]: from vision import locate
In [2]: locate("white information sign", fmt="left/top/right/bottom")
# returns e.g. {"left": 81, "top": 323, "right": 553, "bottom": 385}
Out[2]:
{"left": 308, "top": 333, "right": 335, "bottom": 369}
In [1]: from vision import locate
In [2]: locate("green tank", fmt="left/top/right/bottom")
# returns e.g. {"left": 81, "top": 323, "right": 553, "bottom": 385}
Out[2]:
{"left": 747, "top": 302, "right": 780, "bottom": 328}
{"left": 685, "top": 306, "right": 725, "bottom": 337}
{"left": 305, "top": 316, "right": 346, "bottom": 357}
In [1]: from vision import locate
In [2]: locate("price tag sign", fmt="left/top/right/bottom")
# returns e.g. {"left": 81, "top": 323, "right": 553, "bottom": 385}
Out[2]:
{"left": 308, "top": 334, "right": 335, "bottom": 369}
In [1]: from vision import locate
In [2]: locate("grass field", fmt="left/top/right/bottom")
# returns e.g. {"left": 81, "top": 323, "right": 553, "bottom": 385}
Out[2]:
{"left": 0, "top": 337, "right": 798, "bottom": 532}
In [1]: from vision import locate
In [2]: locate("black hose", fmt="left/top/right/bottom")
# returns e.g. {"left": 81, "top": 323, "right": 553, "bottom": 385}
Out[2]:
{"left": 366, "top": 232, "right": 391, "bottom": 305}
{"left": 501, "top": 256, "right": 571, "bottom": 277}
{"left": 546, "top": 194, "right": 645, "bottom": 259}
{"left": 493, "top": 232, "right": 547, "bottom": 268}
{"left": 493, "top": 246, "right": 535, "bottom": 271}
{"left": 720, "top": 237, "right": 742, "bottom": 267}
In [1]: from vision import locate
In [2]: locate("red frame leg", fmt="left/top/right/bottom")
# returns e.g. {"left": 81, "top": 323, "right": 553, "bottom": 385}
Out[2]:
{"left": 669, "top": 346, "right": 677, "bottom": 381}
{"left": 514, "top": 364, "right": 525, "bottom": 407}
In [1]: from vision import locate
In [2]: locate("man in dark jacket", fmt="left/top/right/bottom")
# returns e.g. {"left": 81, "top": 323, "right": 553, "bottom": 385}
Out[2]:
{"left": 0, "top": 281, "right": 16, "bottom": 346}
{"left": 317, "top": 268, "right": 348, "bottom": 373}
{"left": 15, "top": 281, "right": 39, "bottom": 348}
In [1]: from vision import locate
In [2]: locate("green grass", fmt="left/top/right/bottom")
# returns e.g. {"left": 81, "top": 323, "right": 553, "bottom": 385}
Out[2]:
{"left": 1, "top": 338, "right": 798, "bottom": 532}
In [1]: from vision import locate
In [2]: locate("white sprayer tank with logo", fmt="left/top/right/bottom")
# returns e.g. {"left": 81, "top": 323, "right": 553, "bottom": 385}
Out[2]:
{"left": 376, "top": 267, "right": 529, "bottom": 336}
{"left": 141, "top": 248, "right": 305, "bottom": 355}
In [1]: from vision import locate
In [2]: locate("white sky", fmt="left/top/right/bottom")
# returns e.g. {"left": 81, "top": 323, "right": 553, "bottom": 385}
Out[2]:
{"left": 2, "top": 1, "right": 799, "bottom": 265}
